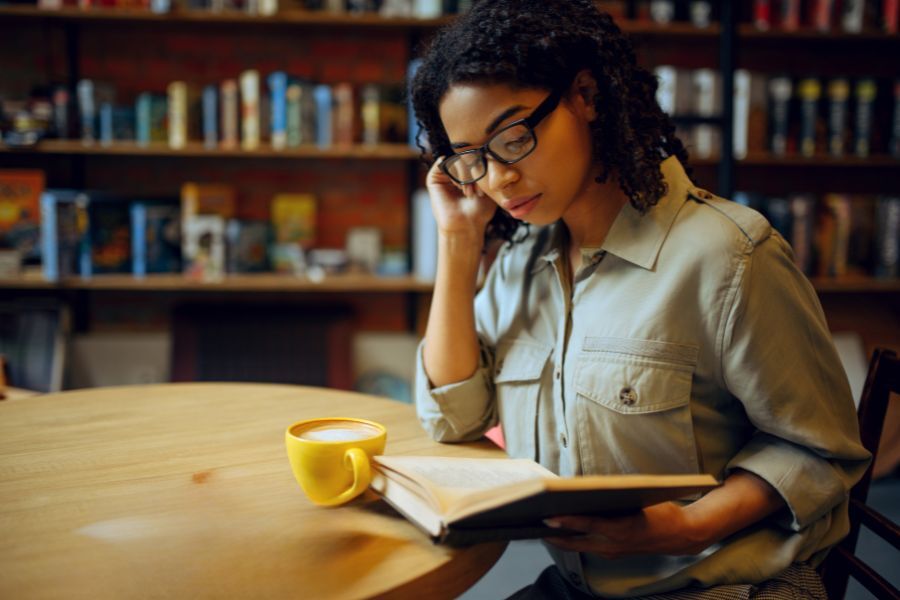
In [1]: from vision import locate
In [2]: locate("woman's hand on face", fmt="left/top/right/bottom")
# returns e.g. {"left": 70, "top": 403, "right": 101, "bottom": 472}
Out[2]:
{"left": 426, "top": 157, "right": 497, "bottom": 239}
{"left": 544, "top": 502, "right": 711, "bottom": 559}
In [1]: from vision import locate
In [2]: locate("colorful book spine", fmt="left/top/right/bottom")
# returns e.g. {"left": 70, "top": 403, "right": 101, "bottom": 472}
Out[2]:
{"left": 810, "top": 0, "right": 835, "bottom": 32}
{"left": 268, "top": 71, "right": 288, "bottom": 150}
{"left": 40, "top": 190, "right": 91, "bottom": 282}
{"left": 77, "top": 79, "right": 95, "bottom": 144}
{"left": 240, "top": 70, "right": 260, "bottom": 151}
{"left": 286, "top": 81, "right": 302, "bottom": 147}
{"left": 135, "top": 93, "right": 151, "bottom": 146}
{"left": 168, "top": 81, "right": 188, "bottom": 149}
{"left": 826, "top": 78, "right": 849, "bottom": 157}
{"left": 131, "top": 202, "right": 147, "bottom": 278}
{"left": 853, "top": 78, "right": 877, "bottom": 158}
{"left": 753, "top": 0, "right": 771, "bottom": 30}
{"left": 333, "top": 82, "right": 355, "bottom": 146}
{"left": 891, "top": 80, "right": 900, "bottom": 159}
{"left": 314, "top": 84, "right": 333, "bottom": 148}
{"left": 361, "top": 84, "right": 380, "bottom": 146}
{"left": 220, "top": 79, "right": 239, "bottom": 150}
{"left": 884, "top": 0, "right": 899, "bottom": 33}
{"left": 768, "top": 76, "right": 792, "bottom": 156}
{"left": 202, "top": 85, "right": 218, "bottom": 150}
{"left": 798, "top": 78, "right": 821, "bottom": 158}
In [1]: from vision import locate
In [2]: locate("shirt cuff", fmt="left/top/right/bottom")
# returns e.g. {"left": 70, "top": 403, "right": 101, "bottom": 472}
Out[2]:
{"left": 414, "top": 340, "right": 496, "bottom": 442}
{"left": 725, "top": 432, "right": 847, "bottom": 531}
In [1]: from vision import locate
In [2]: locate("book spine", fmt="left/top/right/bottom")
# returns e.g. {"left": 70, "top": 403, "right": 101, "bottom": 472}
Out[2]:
{"left": 732, "top": 69, "right": 751, "bottom": 160}
{"left": 76, "top": 195, "right": 92, "bottom": 280}
{"left": 649, "top": 0, "right": 675, "bottom": 23}
{"left": 314, "top": 84, "right": 333, "bottom": 148}
{"left": 77, "top": 79, "right": 95, "bottom": 145}
{"left": 202, "top": 84, "right": 218, "bottom": 150}
{"left": 52, "top": 86, "right": 70, "bottom": 139}
{"left": 333, "top": 82, "right": 355, "bottom": 146}
{"left": 40, "top": 193, "right": 59, "bottom": 282}
{"left": 220, "top": 79, "right": 239, "bottom": 150}
{"left": 875, "top": 196, "right": 900, "bottom": 278}
{"left": 692, "top": 69, "right": 718, "bottom": 159}
{"left": 688, "top": 1, "right": 712, "bottom": 28}
{"left": 841, "top": 0, "right": 864, "bottom": 33}
{"left": 286, "top": 81, "right": 302, "bottom": 147}
{"left": 824, "top": 194, "right": 852, "bottom": 277}
{"left": 798, "top": 77, "right": 821, "bottom": 158}
{"left": 826, "top": 78, "right": 849, "bottom": 157}
{"left": 240, "top": 70, "right": 260, "bottom": 151}
{"left": 753, "top": 0, "right": 772, "bottom": 30}
{"left": 300, "top": 81, "right": 317, "bottom": 145}
{"left": 853, "top": 78, "right": 877, "bottom": 158}
{"left": 168, "top": 81, "right": 188, "bottom": 149}
{"left": 361, "top": 83, "right": 380, "bottom": 146}
{"left": 779, "top": 0, "right": 800, "bottom": 30}
{"left": 769, "top": 77, "right": 793, "bottom": 156}
{"left": 258, "top": 0, "right": 277, "bottom": 15}
{"left": 131, "top": 202, "right": 147, "bottom": 278}
{"left": 99, "top": 102, "right": 114, "bottom": 146}
{"left": 884, "top": 0, "right": 899, "bottom": 33}
{"left": 810, "top": 0, "right": 835, "bottom": 32}
{"left": 789, "top": 194, "right": 816, "bottom": 275}
{"left": 891, "top": 80, "right": 900, "bottom": 159}
{"left": 413, "top": 0, "right": 441, "bottom": 18}
{"left": 268, "top": 71, "right": 288, "bottom": 150}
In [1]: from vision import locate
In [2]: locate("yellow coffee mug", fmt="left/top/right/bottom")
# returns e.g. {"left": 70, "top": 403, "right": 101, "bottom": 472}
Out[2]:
{"left": 285, "top": 417, "right": 387, "bottom": 507}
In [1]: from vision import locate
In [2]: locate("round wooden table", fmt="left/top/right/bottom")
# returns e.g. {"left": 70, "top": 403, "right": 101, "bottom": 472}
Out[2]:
{"left": 0, "top": 383, "right": 508, "bottom": 599}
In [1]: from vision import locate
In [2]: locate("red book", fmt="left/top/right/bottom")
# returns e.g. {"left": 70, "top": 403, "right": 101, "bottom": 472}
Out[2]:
{"left": 810, "top": 0, "right": 835, "bottom": 32}
{"left": 754, "top": 0, "right": 772, "bottom": 30}
{"left": 884, "top": 0, "right": 899, "bottom": 33}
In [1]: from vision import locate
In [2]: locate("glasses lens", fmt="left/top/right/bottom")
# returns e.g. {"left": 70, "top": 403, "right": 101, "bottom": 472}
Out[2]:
{"left": 488, "top": 124, "right": 535, "bottom": 162}
{"left": 444, "top": 152, "right": 485, "bottom": 184}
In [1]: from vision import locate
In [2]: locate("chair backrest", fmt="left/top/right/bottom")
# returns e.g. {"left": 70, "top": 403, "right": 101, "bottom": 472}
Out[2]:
{"left": 819, "top": 347, "right": 900, "bottom": 600}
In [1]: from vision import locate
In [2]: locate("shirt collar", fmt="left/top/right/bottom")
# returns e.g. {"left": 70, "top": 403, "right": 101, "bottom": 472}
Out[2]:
{"left": 533, "top": 156, "right": 692, "bottom": 273}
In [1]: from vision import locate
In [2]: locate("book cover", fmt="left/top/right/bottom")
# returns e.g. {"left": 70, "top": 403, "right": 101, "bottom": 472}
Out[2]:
{"left": 202, "top": 84, "right": 218, "bottom": 149}
{"left": 183, "top": 214, "right": 226, "bottom": 282}
{"left": 271, "top": 192, "right": 316, "bottom": 247}
{"left": 798, "top": 78, "right": 822, "bottom": 158}
{"left": 40, "top": 190, "right": 90, "bottom": 282}
{"left": 225, "top": 219, "right": 270, "bottom": 273}
{"left": 847, "top": 195, "right": 876, "bottom": 275}
{"left": 268, "top": 71, "right": 288, "bottom": 150}
{"left": 240, "top": 70, "right": 261, "bottom": 151}
{"left": 853, "top": 78, "right": 877, "bottom": 158}
{"left": 369, "top": 456, "right": 719, "bottom": 546}
{"left": 768, "top": 76, "right": 792, "bottom": 156}
{"left": 765, "top": 196, "right": 792, "bottom": 241}
{"left": 286, "top": 81, "right": 303, "bottom": 147}
{"left": 220, "top": 79, "right": 239, "bottom": 150}
{"left": 131, "top": 200, "right": 182, "bottom": 277}
{"left": 0, "top": 169, "right": 45, "bottom": 265}
{"left": 826, "top": 78, "right": 850, "bottom": 157}
{"left": 314, "top": 84, "right": 333, "bottom": 148}
{"left": 84, "top": 194, "right": 132, "bottom": 276}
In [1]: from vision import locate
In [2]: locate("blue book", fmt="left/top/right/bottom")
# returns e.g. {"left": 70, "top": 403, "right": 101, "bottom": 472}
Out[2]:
{"left": 136, "top": 93, "right": 152, "bottom": 146}
{"left": 40, "top": 190, "right": 91, "bottom": 282}
{"left": 268, "top": 71, "right": 288, "bottom": 150}
{"left": 99, "top": 102, "right": 114, "bottom": 146}
{"left": 77, "top": 79, "right": 96, "bottom": 144}
{"left": 314, "top": 84, "right": 332, "bottom": 148}
{"left": 131, "top": 200, "right": 181, "bottom": 277}
{"left": 202, "top": 85, "right": 218, "bottom": 149}
{"left": 131, "top": 202, "right": 147, "bottom": 277}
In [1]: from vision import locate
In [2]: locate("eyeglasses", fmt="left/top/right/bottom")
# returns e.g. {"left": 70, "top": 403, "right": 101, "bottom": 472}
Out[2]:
{"left": 440, "top": 87, "right": 565, "bottom": 186}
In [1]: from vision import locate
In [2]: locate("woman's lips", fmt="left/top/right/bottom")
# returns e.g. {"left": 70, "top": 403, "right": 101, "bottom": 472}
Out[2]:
{"left": 504, "top": 194, "right": 541, "bottom": 219}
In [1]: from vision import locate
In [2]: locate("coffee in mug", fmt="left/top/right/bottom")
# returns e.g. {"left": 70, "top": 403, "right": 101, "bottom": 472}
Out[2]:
{"left": 285, "top": 417, "right": 387, "bottom": 507}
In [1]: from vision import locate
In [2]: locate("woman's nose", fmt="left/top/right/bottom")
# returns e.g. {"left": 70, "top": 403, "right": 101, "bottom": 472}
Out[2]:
{"left": 484, "top": 156, "right": 519, "bottom": 191}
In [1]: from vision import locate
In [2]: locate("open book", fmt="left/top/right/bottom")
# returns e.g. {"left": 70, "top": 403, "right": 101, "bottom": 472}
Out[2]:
{"left": 369, "top": 456, "right": 719, "bottom": 546}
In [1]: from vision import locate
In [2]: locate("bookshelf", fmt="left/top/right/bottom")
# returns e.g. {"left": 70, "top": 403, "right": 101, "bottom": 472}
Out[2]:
{"left": 0, "top": 0, "right": 898, "bottom": 353}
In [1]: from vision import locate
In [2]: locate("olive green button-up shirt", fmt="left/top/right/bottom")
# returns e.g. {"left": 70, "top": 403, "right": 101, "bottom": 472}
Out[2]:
{"left": 415, "top": 157, "right": 871, "bottom": 597}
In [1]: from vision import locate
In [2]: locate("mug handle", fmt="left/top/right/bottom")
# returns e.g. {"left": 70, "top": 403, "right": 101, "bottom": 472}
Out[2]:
{"left": 320, "top": 447, "right": 372, "bottom": 507}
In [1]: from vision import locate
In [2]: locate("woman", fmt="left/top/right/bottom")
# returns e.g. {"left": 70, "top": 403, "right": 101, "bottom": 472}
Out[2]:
{"left": 410, "top": 1, "right": 870, "bottom": 598}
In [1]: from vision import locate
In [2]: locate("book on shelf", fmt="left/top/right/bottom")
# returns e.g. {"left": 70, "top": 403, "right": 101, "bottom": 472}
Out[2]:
{"left": 840, "top": 0, "right": 865, "bottom": 33}
{"left": 220, "top": 79, "right": 240, "bottom": 150}
{"left": 131, "top": 200, "right": 182, "bottom": 277}
{"left": 854, "top": 78, "right": 876, "bottom": 158}
{"left": 691, "top": 69, "right": 720, "bottom": 159}
{"left": 225, "top": 219, "right": 270, "bottom": 273}
{"left": 180, "top": 182, "right": 238, "bottom": 222}
{"left": 76, "top": 79, "right": 96, "bottom": 145}
{"left": 875, "top": 197, "right": 900, "bottom": 278}
{"left": 167, "top": 81, "right": 195, "bottom": 150}
{"left": 361, "top": 83, "right": 408, "bottom": 145}
{"left": 798, "top": 78, "right": 822, "bottom": 158}
{"left": 810, "top": 0, "right": 835, "bottom": 32}
{"left": 819, "top": 194, "right": 852, "bottom": 278}
{"left": 202, "top": 85, "right": 218, "bottom": 150}
{"left": 884, "top": 0, "right": 899, "bottom": 33}
{"left": 40, "top": 190, "right": 90, "bottom": 282}
{"left": 754, "top": 0, "right": 772, "bottom": 30}
{"left": 407, "top": 58, "right": 430, "bottom": 152}
{"left": 314, "top": 84, "right": 333, "bottom": 148}
{"left": 733, "top": 70, "right": 767, "bottom": 160}
{"left": 135, "top": 92, "right": 168, "bottom": 147}
{"left": 51, "top": 85, "right": 72, "bottom": 140}
{"left": 333, "top": 82, "right": 356, "bottom": 146}
{"left": 0, "top": 169, "right": 44, "bottom": 270}
{"left": 84, "top": 193, "right": 132, "bottom": 276}
{"left": 369, "top": 455, "right": 719, "bottom": 546}
{"left": 688, "top": 1, "right": 713, "bottom": 28}
{"left": 779, "top": 0, "right": 801, "bottom": 30}
{"left": 183, "top": 214, "right": 226, "bottom": 282}
{"left": 286, "top": 80, "right": 317, "bottom": 147}
{"left": 768, "top": 75, "right": 793, "bottom": 156}
{"left": 240, "top": 70, "right": 261, "bottom": 151}
{"left": 270, "top": 193, "right": 316, "bottom": 273}
{"left": 268, "top": 71, "right": 288, "bottom": 151}
{"left": 649, "top": 0, "right": 675, "bottom": 24}
{"left": 790, "top": 194, "right": 816, "bottom": 276}
{"left": 826, "top": 78, "right": 850, "bottom": 157}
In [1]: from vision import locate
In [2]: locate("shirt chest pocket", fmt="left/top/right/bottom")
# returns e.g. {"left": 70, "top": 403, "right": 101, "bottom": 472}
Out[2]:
{"left": 494, "top": 340, "right": 552, "bottom": 461}
{"left": 573, "top": 337, "right": 701, "bottom": 475}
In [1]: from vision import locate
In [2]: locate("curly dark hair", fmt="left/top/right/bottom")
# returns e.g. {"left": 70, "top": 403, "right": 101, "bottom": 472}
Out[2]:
{"left": 410, "top": 0, "right": 692, "bottom": 243}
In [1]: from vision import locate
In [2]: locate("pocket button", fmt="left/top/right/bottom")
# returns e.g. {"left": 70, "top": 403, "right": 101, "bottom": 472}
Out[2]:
{"left": 618, "top": 387, "right": 638, "bottom": 406}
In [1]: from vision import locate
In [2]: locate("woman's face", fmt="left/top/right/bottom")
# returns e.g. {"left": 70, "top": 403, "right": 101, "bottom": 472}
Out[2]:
{"left": 438, "top": 81, "right": 597, "bottom": 226}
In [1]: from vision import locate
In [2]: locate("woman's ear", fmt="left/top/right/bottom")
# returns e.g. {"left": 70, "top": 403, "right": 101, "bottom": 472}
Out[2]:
{"left": 571, "top": 69, "right": 599, "bottom": 122}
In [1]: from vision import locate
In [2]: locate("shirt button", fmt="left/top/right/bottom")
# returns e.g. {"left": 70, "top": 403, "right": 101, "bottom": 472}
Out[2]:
{"left": 568, "top": 571, "right": 582, "bottom": 586}
{"left": 559, "top": 433, "right": 568, "bottom": 448}
{"left": 619, "top": 387, "right": 638, "bottom": 406}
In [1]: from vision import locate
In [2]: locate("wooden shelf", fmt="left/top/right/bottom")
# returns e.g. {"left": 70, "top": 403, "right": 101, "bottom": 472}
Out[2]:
{"left": 0, "top": 272, "right": 435, "bottom": 293}
{"left": 737, "top": 24, "right": 900, "bottom": 43}
{"left": 810, "top": 276, "right": 900, "bottom": 294}
{"left": 691, "top": 154, "right": 899, "bottom": 168}
{"left": 0, "top": 139, "right": 420, "bottom": 160}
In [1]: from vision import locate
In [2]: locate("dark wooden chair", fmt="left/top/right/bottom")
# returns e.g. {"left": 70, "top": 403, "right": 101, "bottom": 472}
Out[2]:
{"left": 819, "top": 348, "right": 900, "bottom": 600}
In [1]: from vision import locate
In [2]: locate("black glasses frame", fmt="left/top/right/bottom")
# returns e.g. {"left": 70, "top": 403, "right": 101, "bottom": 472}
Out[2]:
{"left": 440, "top": 87, "right": 565, "bottom": 185}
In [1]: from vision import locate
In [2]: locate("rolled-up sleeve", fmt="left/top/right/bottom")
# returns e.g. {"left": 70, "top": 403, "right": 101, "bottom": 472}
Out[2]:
{"left": 721, "top": 231, "right": 871, "bottom": 531}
